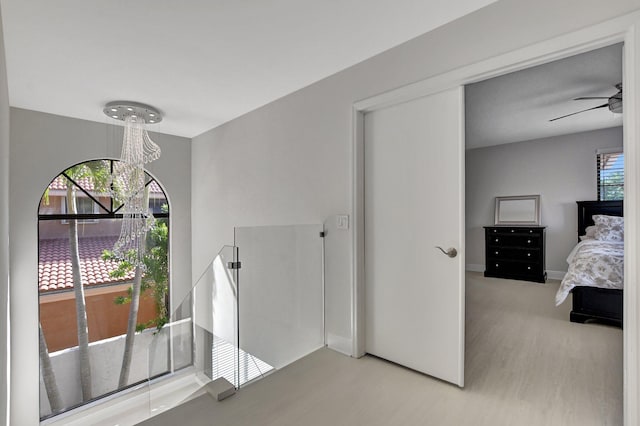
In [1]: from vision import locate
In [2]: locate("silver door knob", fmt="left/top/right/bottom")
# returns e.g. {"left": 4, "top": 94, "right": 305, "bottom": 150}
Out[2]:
{"left": 435, "top": 246, "right": 458, "bottom": 258}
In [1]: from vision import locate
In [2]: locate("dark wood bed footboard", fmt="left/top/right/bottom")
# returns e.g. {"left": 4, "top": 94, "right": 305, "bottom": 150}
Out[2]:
{"left": 570, "top": 287, "right": 622, "bottom": 328}
{"left": 569, "top": 201, "right": 624, "bottom": 328}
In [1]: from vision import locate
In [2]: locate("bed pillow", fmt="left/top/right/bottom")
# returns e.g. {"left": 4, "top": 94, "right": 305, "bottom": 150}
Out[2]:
{"left": 579, "top": 225, "right": 597, "bottom": 241}
{"left": 593, "top": 215, "right": 624, "bottom": 242}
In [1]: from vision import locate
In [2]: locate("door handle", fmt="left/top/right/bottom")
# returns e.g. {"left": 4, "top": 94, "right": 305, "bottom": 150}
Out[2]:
{"left": 435, "top": 246, "right": 458, "bottom": 258}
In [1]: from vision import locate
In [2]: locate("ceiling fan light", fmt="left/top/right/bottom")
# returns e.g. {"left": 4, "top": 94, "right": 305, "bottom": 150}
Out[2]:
{"left": 609, "top": 96, "right": 623, "bottom": 114}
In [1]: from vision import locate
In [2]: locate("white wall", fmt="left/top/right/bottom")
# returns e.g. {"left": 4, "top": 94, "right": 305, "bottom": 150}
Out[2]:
{"left": 466, "top": 127, "right": 623, "bottom": 275}
{"left": 0, "top": 4, "right": 9, "bottom": 425}
{"left": 191, "top": 0, "right": 640, "bottom": 355}
{"left": 9, "top": 109, "right": 191, "bottom": 425}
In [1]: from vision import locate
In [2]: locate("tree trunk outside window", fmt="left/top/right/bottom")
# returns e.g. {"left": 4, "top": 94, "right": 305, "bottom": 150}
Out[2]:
{"left": 67, "top": 184, "right": 93, "bottom": 401}
{"left": 39, "top": 322, "right": 63, "bottom": 413}
{"left": 118, "top": 186, "right": 150, "bottom": 388}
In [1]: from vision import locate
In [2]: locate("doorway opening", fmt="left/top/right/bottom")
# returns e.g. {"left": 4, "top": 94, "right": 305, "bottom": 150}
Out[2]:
{"left": 464, "top": 42, "right": 624, "bottom": 424}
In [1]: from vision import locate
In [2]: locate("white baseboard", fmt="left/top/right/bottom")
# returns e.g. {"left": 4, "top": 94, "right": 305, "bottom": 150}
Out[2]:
{"left": 546, "top": 270, "right": 566, "bottom": 280}
{"left": 326, "top": 333, "right": 353, "bottom": 356}
{"left": 466, "top": 264, "right": 484, "bottom": 272}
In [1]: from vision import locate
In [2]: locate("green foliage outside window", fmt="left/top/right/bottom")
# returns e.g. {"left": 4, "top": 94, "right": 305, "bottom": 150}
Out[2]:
{"left": 102, "top": 206, "right": 169, "bottom": 332}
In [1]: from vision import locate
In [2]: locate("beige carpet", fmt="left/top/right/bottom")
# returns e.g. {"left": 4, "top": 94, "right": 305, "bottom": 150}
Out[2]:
{"left": 140, "top": 272, "right": 622, "bottom": 426}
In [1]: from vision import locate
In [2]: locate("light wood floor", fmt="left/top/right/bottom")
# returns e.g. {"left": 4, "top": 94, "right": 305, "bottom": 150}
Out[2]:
{"left": 140, "top": 273, "right": 623, "bottom": 426}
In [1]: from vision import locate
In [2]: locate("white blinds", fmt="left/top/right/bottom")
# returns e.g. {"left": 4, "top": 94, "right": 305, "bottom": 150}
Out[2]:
{"left": 597, "top": 151, "right": 624, "bottom": 201}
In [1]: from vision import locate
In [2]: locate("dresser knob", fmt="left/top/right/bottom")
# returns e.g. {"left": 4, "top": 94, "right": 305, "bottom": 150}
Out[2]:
{"left": 496, "top": 264, "right": 499, "bottom": 268}
{"left": 527, "top": 266, "right": 531, "bottom": 270}
{"left": 511, "top": 229, "right": 514, "bottom": 233}
{"left": 527, "top": 240, "right": 531, "bottom": 244}
{"left": 527, "top": 253, "right": 531, "bottom": 257}
{"left": 495, "top": 251, "right": 499, "bottom": 255}
{"left": 495, "top": 238, "right": 499, "bottom": 242}
{"left": 530, "top": 230, "right": 533, "bottom": 233}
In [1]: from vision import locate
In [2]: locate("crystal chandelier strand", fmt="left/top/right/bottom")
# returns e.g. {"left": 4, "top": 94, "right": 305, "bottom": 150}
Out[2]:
{"left": 121, "top": 116, "right": 161, "bottom": 164}
{"left": 143, "top": 131, "right": 162, "bottom": 164}
{"left": 108, "top": 112, "right": 162, "bottom": 268}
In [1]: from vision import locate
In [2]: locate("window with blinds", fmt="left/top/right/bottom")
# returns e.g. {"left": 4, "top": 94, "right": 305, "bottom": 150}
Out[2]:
{"left": 597, "top": 150, "right": 624, "bottom": 201}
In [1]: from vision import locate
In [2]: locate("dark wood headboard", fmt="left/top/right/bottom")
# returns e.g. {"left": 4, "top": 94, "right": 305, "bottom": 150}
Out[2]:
{"left": 576, "top": 200, "right": 623, "bottom": 238}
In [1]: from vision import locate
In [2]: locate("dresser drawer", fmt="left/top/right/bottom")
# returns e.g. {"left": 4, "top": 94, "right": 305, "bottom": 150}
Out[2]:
{"left": 487, "top": 247, "right": 540, "bottom": 261}
{"left": 487, "top": 227, "right": 544, "bottom": 236}
{"left": 487, "top": 235, "right": 541, "bottom": 248}
{"left": 486, "top": 260, "right": 542, "bottom": 276}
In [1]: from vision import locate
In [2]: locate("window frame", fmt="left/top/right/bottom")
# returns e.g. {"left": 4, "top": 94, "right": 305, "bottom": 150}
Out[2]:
{"left": 39, "top": 160, "right": 169, "bottom": 222}
{"left": 597, "top": 148, "right": 624, "bottom": 201}
{"left": 37, "top": 159, "right": 170, "bottom": 421}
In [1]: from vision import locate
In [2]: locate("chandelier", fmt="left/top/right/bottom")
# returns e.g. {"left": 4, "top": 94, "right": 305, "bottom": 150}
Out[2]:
{"left": 103, "top": 101, "right": 162, "bottom": 268}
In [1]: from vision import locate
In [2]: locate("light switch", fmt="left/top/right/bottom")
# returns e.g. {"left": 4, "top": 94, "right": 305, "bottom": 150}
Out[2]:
{"left": 336, "top": 215, "right": 349, "bottom": 230}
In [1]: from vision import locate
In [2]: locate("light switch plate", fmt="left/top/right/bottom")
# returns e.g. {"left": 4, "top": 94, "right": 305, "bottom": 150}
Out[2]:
{"left": 336, "top": 215, "right": 349, "bottom": 230}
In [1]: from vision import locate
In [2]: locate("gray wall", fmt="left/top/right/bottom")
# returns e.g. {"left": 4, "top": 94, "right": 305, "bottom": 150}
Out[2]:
{"left": 9, "top": 109, "right": 191, "bottom": 425}
{"left": 0, "top": 4, "right": 9, "bottom": 425}
{"left": 191, "top": 0, "right": 640, "bottom": 355}
{"left": 466, "top": 127, "right": 623, "bottom": 274}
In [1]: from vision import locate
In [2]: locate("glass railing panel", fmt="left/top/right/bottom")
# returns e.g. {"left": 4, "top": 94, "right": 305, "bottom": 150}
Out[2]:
{"left": 146, "top": 245, "right": 239, "bottom": 417}
{"left": 207, "top": 246, "right": 239, "bottom": 386}
{"left": 145, "top": 290, "right": 195, "bottom": 417}
{"left": 144, "top": 222, "right": 328, "bottom": 417}
{"left": 234, "top": 224, "right": 324, "bottom": 379}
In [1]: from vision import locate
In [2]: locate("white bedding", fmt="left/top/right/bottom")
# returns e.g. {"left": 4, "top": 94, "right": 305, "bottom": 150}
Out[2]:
{"left": 555, "top": 239, "right": 624, "bottom": 306}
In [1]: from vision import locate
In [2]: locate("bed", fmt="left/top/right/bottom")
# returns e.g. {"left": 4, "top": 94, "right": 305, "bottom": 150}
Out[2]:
{"left": 556, "top": 200, "right": 623, "bottom": 328}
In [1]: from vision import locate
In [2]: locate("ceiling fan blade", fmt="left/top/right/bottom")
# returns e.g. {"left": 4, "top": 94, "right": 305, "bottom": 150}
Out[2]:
{"left": 549, "top": 103, "right": 609, "bottom": 122}
{"left": 573, "top": 96, "right": 609, "bottom": 100}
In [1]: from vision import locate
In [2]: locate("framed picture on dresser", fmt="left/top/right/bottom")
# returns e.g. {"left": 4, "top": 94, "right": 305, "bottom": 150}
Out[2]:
{"left": 494, "top": 195, "right": 541, "bottom": 226}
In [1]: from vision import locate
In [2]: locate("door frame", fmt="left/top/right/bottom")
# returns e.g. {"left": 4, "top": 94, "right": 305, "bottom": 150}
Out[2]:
{"left": 351, "top": 10, "right": 640, "bottom": 425}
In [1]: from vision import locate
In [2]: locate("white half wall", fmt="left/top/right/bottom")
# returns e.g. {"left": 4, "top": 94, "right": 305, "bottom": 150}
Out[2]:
{"left": 191, "top": 0, "right": 640, "bottom": 356}
{"left": 466, "top": 127, "right": 623, "bottom": 273}
{"left": 0, "top": 4, "right": 9, "bottom": 425}
{"left": 9, "top": 109, "right": 191, "bottom": 426}
{"left": 39, "top": 329, "right": 176, "bottom": 417}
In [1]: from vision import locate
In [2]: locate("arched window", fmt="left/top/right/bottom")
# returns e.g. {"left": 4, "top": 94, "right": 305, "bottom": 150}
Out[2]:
{"left": 37, "top": 159, "right": 170, "bottom": 420}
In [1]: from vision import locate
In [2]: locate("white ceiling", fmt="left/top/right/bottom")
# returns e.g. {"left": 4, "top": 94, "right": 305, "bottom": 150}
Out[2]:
{"left": 465, "top": 43, "right": 623, "bottom": 150}
{"left": 0, "top": 0, "right": 495, "bottom": 138}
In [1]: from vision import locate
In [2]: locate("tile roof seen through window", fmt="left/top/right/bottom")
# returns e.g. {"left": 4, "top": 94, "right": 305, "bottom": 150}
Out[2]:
{"left": 48, "top": 175, "right": 164, "bottom": 194}
{"left": 39, "top": 236, "right": 135, "bottom": 293}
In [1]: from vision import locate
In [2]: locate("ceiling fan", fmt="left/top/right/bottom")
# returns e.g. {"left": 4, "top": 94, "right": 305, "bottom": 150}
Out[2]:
{"left": 549, "top": 83, "right": 622, "bottom": 122}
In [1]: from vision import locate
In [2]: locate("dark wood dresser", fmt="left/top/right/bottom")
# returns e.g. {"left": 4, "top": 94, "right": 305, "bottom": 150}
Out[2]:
{"left": 484, "top": 226, "right": 546, "bottom": 283}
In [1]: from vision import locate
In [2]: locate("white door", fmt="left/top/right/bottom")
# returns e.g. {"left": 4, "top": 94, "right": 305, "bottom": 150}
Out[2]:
{"left": 364, "top": 86, "right": 465, "bottom": 386}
